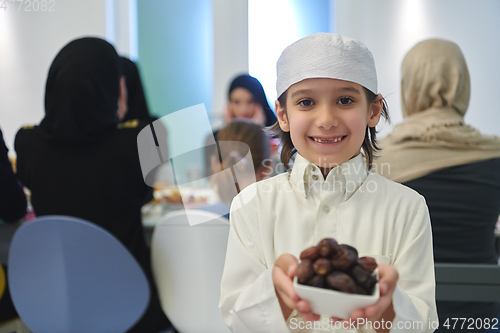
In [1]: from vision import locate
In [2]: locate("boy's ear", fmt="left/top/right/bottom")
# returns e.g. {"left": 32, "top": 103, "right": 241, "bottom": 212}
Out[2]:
{"left": 367, "top": 94, "right": 383, "bottom": 127}
{"left": 275, "top": 100, "right": 290, "bottom": 132}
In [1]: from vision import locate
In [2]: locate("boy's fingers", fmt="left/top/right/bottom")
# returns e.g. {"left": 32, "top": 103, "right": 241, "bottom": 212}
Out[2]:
{"left": 287, "top": 263, "right": 297, "bottom": 279}
{"left": 275, "top": 253, "right": 299, "bottom": 272}
{"left": 301, "top": 312, "right": 320, "bottom": 322}
{"left": 348, "top": 309, "right": 365, "bottom": 321}
{"left": 279, "top": 293, "right": 299, "bottom": 310}
{"left": 296, "top": 300, "right": 312, "bottom": 313}
{"left": 364, "top": 293, "right": 392, "bottom": 320}
{"left": 274, "top": 282, "right": 298, "bottom": 309}
{"left": 299, "top": 310, "right": 320, "bottom": 322}
{"left": 363, "top": 263, "right": 398, "bottom": 319}
{"left": 379, "top": 282, "right": 388, "bottom": 296}
{"left": 378, "top": 264, "right": 399, "bottom": 286}
{"left": 273, "top": 266, "right": 299, "bottom": 303}
{"left": 296, "top": 300, "right": 321, "bottom": 322}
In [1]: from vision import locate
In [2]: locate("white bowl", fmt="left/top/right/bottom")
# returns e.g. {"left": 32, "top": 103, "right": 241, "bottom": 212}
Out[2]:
{"left": 293, "top": 271, "right": 379, "bottom": 319}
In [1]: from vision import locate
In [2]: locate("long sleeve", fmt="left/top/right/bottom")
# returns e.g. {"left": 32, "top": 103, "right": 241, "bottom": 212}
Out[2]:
{"left": 219, "top": 206, "right": 291, "bottom": 333}
{"left": 0, "top": 129, "right": 27, "bottom": 222}
{"left": 390, "top": 198, "right": 438, "bottom": 333}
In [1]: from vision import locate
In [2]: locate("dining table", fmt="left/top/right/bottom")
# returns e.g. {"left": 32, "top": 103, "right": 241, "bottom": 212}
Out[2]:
{"left": 141, "top": 186, "right": 218, "bottom": 247}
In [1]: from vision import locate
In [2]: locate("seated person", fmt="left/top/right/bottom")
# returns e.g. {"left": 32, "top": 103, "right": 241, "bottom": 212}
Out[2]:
{"left": 0, "top": 127, "right": 27, "bottom": 323}
{"left": 205, "top": 74, "right": 277, "bottom": 177}
{"left": 374, "top": 38, "right": 500, "bottom": 332}
{"left": 14, "top": 37, "right": 172, "bottom": 333}
{"left": 0, "top": 128, "right": 26, "bottom": 222}
{"left": 200, "top": 120, "right": 272, "bottom": 219}
{"left": 120, "top": 57, "right": 163, "bottom": 128}
{"left": 223, "top": 74, "right": 277, "bottom": 127}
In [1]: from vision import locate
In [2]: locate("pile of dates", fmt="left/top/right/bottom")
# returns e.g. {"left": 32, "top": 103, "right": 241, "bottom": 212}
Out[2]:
{"left": 296, "top": 238, "right": 378, "bottom": 295}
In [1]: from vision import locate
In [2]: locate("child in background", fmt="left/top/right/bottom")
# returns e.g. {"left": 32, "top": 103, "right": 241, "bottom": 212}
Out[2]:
{"left": 219, "top": 33, "right": 437, "bottom": 332}
{"left": 199, "top": 119, "right": 272, "bottom": 219}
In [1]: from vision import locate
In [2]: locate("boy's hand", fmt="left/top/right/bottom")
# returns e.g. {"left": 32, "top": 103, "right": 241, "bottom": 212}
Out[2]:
{"left": 272, "top": 253, "right": 321, "bottom": 322}
{"left": 332, "top": 263, "right": 398, "bottom": 332}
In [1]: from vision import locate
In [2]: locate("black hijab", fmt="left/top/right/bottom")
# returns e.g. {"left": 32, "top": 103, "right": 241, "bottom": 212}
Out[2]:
{"left": 228, "top": 74, "right": 277, "bottom": 127}
{"left": 120, "top": 57, "right": 156, "bottom": 123}
{"left": 37, "top": 37, "right": 122, "bottom": 146}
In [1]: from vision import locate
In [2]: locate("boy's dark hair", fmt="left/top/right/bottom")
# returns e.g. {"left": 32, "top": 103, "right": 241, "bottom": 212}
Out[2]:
{"left": 270, "top": 88, "right": 390, "bottom": 171}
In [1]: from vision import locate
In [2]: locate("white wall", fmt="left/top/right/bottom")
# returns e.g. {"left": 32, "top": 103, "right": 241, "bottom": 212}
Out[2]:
{"left": 335, "top": 0, "right": 500, "bottom": 138}
{"left": 212, "top": 0, "right": 249, "bottom": 129}
{"left": 0, "top": 1, "right": 107, "bottom": 153}
{"left": 106, "top": 0, "right": 138, "bottom": 60}
{"left": 249, "top": 0, "right": 332, "bottom": 106}
{"left": 0, "top": 0, "right": 135, "bottom": 154}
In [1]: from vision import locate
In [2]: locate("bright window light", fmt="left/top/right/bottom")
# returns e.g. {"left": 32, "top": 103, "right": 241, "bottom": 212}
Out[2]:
{"left": 249, "top": 0, "right": 299, "bottom": 105}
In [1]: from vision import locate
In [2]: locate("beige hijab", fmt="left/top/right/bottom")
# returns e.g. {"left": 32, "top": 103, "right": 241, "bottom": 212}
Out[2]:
{"left": 374, "top": 39, "right": 500, "bottom": 183}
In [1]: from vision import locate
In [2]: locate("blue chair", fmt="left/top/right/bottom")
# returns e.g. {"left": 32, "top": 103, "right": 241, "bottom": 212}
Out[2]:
{"left": 8, "top": 215, "right": 150, "bottom": 333}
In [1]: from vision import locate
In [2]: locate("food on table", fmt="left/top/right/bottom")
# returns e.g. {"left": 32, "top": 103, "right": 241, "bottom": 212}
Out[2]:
{"left": 161, "top": 188, "right": 183, "bottom": 204}
{"left": 297, "top": 238, "right": 378, "bottom": 295}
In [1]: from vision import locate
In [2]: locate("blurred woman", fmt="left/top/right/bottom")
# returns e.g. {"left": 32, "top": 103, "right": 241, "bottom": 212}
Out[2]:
{"left": 120, "top": 57, "right": 158, "bottom": 125}
{"left": 223, "top": 74, "right": 277, "bottom": 127}
{"left": 15, "top": 37, "right": 172, "bottom": 333}
{"left": 0, "top": 127, "right": 27, "bottom": 323}
{"left": 374, "top": 38, "right": 500, "bottom": 332}
{"left": 205, "top": 74, "right": 277, "bottom": 177}
{"left": 0, "top": 128, "right": 26, "bottom": 222}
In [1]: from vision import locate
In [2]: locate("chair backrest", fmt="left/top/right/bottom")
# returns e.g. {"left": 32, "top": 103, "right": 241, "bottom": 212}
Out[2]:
{"left": 8, "top": 215, "right": 150, "bottom": 333}
{"left": 435, "top": 263, "right": 500, "bottom": 302}
{"left": 151, "top": 209, "right": 231, "bottom": 333}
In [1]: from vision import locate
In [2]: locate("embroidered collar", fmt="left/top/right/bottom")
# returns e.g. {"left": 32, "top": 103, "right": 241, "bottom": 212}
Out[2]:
{"left": 289, "top": 154, "right": 368, "bottom": 200}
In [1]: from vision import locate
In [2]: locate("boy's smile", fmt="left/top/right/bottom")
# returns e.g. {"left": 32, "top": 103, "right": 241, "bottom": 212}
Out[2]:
{"left": 276, "top": 78, "right": 382, "bottom": 175}
{"left": 311, "top": 135, "right": 346, "bottom": 143}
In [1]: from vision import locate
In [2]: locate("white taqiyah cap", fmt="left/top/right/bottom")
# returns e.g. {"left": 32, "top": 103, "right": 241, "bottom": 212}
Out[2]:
{"left": 276, "top": 33, "right": 378, "bottom": 98}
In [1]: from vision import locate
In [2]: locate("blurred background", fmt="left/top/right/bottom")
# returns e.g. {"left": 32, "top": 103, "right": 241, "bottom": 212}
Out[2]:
{"left": 1, "top": 0, "right": 499, "bottom": 164}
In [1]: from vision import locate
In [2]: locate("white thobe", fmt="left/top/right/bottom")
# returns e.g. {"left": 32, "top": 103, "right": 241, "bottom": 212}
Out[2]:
{"left": 220, "top": 153, "right": 438, "bottom": 332}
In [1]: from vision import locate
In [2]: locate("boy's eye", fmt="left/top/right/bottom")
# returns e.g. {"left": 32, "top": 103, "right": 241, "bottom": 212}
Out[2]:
{"left": 298, "top": 99, "right": 314, "bottom": 107}
{"left": 338, "top": 97, "right": 354, "bottom": 105}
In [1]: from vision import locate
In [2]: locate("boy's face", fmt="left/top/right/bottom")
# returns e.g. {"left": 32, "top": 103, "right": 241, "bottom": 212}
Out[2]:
{"left": 276, "top": 78, "right": 382, "bottom": 170}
